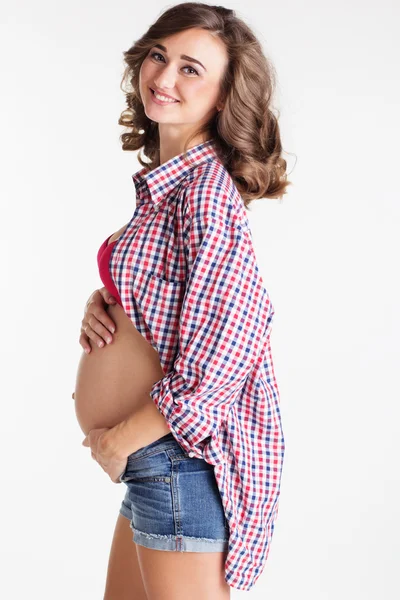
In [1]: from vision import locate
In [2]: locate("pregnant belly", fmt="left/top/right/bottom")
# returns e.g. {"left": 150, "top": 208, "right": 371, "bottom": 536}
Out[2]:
{"left": 73, "top": 302, "right": 168, "bottom": 436}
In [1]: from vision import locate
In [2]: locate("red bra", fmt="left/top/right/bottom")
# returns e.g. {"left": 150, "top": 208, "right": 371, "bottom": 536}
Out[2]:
{"left": 96, "top": 234, "right": 123, "bottom": 307}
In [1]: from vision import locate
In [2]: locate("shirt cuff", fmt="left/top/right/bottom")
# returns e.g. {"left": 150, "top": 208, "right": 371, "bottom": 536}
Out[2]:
{"left": 149, "top": 377, "right": 214, "bottom": 459}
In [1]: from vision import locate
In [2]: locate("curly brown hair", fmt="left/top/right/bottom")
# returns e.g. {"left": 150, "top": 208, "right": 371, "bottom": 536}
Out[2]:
{"left": 118, "top": 2, "right": 292, "bottom": 209}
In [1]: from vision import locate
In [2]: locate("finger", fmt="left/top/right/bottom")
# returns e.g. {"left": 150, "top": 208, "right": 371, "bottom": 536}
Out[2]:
{"left": 87, "top": 311, "right": 115, "bottom": 341}
{"left": 99, "top": 287, "right": 117, "bottom": 305}
{"left": 79, "top": 331, "right": 93, "bottom": 354}
{"left": 86, "top": 293, "right": 117, "bottom": 334}
{"left": 81, "top": 319, "right": 109, "bottom": 348}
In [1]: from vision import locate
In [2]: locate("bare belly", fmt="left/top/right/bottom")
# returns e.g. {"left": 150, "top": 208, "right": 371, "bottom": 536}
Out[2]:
{"left": 73, "top": 301, "right": 169, "bottom": 437}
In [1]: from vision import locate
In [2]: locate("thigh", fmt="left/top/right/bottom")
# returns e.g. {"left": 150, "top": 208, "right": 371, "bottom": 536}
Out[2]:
{"left": 103, "top": 513, "right": 148, "bottom": 600}
{"left": 136, "top": 545, "right": 230, "bottom": 600}
{"left": 118, "top": 435, "right": 231, "bottom": 599}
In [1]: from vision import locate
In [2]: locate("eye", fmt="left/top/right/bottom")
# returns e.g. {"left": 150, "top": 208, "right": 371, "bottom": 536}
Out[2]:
{"left": 149, "top": 51, "right": 199, "bottom": 76}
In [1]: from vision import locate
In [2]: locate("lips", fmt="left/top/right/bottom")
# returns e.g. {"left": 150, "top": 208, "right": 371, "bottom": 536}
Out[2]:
{"left": 150, "top": 87, "right": 179, "bottom": 102}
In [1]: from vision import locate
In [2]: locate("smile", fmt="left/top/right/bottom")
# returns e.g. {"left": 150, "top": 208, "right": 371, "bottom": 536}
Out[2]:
{"left": 150, "top": 88, "right": 180, "bottom": 105}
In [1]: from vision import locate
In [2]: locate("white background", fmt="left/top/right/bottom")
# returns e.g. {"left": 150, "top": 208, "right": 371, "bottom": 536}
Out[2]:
{"left": 1, "top": 1, "right": 399, "bottom": 598}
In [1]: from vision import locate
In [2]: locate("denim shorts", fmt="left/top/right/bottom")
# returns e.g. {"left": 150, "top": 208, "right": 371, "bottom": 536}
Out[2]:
{"left": 118, "top": 432, "right": 229, "bottom": 552}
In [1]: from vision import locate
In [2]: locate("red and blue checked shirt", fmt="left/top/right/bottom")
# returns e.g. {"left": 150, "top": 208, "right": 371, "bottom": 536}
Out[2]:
{"left": 108, "top": 139, "right": 285, "bottom": 591}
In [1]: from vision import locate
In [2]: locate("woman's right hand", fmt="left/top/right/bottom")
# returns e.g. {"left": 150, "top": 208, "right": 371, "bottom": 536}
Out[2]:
{"left": 79, "top": 287, "right": 117, "bottom": 354}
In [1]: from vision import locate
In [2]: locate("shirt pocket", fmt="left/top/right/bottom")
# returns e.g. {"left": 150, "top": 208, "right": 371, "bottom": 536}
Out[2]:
{"left": 133, "top": 268, "right": 186, "bottom": 362}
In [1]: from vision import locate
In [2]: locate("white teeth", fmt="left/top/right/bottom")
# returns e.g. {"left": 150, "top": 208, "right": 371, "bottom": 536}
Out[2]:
{"left": 153, "top": 90, "right": 177, "bottom": 103}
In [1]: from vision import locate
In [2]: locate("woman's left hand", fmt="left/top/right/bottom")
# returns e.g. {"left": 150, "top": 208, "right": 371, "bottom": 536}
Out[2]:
{"left": 82, "top": 428, "right": 127, "bottom": 484}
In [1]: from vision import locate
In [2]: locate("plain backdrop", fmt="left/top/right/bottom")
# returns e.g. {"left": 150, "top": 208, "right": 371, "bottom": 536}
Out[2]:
{"left": 1, "top": 1, "right": 399, "bottom": 598}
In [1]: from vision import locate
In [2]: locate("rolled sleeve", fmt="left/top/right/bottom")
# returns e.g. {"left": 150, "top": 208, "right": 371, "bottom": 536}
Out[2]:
{"left": 150, "top": 214, "right": 272, "bottom": 458}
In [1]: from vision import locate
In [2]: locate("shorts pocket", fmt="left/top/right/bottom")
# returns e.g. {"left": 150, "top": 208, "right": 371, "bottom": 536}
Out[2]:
{"left": 119, "top": 445, "right": 173, "bottom": 483}
{"left": 126, "top": 433, "right": 174, "bottom": 460}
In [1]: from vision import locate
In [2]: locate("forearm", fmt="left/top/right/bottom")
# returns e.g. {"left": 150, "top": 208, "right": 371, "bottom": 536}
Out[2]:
{"left": 104, "top": 397, "right": 171, "bottom": 461}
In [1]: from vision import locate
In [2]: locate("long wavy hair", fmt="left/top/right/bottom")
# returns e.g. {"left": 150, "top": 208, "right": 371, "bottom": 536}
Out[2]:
{"left": 118, "top": 2, "right": 292, "bottom": 209}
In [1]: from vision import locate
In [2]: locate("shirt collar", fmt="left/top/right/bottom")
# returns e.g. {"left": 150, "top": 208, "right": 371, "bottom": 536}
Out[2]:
{"left": 131, "top": 139, "right": 219, "bottom": 207}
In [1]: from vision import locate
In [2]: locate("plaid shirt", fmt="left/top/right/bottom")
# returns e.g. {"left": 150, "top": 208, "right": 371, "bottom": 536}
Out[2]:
{"left": 108, "top": 139, "right": 285, "bottom": 591}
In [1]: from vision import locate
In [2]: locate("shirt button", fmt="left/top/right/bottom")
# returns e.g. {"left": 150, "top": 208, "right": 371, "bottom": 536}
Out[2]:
{"left": 188, "top": 451, "right": 195, "bottom": 457}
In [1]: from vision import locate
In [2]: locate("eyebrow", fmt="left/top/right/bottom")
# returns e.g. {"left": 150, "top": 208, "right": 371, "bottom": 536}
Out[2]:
{"left": 152, "top": 44, "right": 207, "bottom": 72}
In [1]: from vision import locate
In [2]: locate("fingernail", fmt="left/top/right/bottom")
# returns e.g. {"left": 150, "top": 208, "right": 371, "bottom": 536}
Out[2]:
{"left": 109, "top": 327, "right": 115, "bottom": 334}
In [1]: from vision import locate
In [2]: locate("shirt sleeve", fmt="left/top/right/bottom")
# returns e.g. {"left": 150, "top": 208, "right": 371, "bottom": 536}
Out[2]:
{"left": 149, "top": 212, "right": 273, "bottom": 459}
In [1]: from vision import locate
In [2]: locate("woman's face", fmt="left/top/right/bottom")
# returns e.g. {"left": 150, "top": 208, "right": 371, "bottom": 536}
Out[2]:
{"left": 139, "top": 28, "right": 228, "bottom": 131}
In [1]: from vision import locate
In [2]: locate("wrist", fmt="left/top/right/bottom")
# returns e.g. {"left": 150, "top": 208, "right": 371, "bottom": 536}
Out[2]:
{"left": 104, "top": 398, "right": 170, "bottom": 461}
{"left": 101, "top": 421, "right": 129, "bottom": 461}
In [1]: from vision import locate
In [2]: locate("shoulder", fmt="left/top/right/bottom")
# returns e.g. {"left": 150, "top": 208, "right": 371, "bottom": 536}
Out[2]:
{"left": 182, "top": 158, "right": 246, "bottom": 229}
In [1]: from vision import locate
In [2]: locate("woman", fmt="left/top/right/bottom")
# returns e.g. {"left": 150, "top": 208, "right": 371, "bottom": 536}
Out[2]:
{"left": 73, "top": 3, "right": 289, "bottom": 598}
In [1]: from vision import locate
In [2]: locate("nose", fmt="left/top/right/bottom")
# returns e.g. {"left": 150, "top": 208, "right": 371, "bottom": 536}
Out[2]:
{"left": 153, "top": 62, "right": 178, "bottom": 91}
